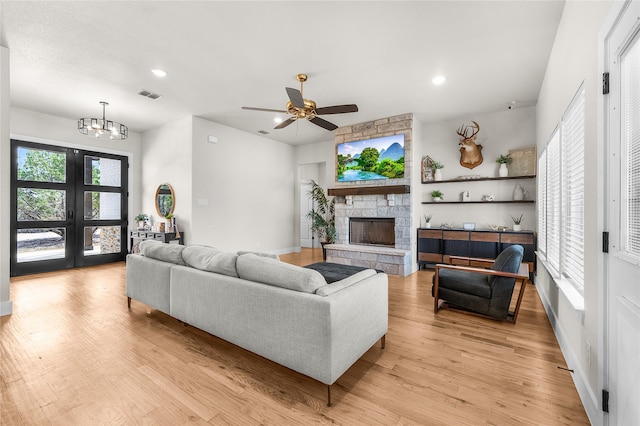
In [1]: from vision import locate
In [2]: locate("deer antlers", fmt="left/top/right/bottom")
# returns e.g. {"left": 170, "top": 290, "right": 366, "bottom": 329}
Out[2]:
{"left": 456, "top": 120, "right": 480, "bottom": 140}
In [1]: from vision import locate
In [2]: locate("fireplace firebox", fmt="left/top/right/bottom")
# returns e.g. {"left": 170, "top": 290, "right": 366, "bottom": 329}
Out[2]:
{"left": 349, "top": 218, "right": 395, "bottom": 247}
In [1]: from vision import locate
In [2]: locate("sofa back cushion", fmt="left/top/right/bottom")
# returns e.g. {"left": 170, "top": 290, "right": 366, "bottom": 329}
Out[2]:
{"left": 237, "top": 250, "right": 280, "bottom": 260}
{"left": 182, "top": 245, "right": 239, "bottom": 277}
{"left": 236, "top": 253, "right": 325, "bottom": 293}
{"left": 140, "top": 240, "right": 185, "bottom": 265}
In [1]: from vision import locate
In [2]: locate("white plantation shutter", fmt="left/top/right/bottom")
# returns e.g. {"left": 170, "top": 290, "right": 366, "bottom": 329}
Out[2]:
{"left": 537, "top": 150, "right": 547, "bottom": 255}
{"left": 561, "top": 88, "right": 585, "bottom": 290}
{"left": 622, "top": 36, "right": 640, "bottom": 259}
{"left": 546, "top": 129, "right": 561, "bottom": 274}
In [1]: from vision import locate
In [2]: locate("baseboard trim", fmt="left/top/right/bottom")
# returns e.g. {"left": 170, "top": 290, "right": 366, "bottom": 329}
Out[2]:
{"left": 535, "top": 285, "right": 603, "bottom": 425}
{"left": 0, "top": 300, "right": 13, "bottom": 316}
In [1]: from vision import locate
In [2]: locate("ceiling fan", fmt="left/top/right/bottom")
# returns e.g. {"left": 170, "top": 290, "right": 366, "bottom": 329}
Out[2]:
{"left": 242, "top": 74, "right": 358, "bottom": 131}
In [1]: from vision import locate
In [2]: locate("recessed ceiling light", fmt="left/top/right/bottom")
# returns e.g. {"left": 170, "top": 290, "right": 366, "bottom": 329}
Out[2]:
{"left": 151, "top": 69, "right": 167, "bottom": 77}
{"left": 432, "top": 75, "right": 446, "bottom": 85}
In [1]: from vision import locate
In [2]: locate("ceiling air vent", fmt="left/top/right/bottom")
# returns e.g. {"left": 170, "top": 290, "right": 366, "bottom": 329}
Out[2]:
{"left": 257, "top": 130, "right": 270, "bottom": 135}
{"left": 138, "top": 90, "right": 162, "bottom": 100}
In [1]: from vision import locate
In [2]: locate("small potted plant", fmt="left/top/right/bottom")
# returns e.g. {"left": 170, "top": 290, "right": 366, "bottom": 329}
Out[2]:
{"left": 134, "top": 213, "right": 148, "bottom": 230}
{"left": 424, "top": 213, "right": 433, "bottom": 228}
{"left": 431, "top": 190, "right": 444, "bottom": 202}
{"left": 496, "top": 154, "right": 511, "bottom": 177}
{"left": 432, "top": 161, "right": 444, "bottom": 181}
{"left": 511, "top": 213, "right": 524, "bottom": 231}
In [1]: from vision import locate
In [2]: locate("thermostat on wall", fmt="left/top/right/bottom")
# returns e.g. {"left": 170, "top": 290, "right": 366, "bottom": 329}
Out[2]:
{"left": 463, "top": 222, "right": 476, "bottom": 230}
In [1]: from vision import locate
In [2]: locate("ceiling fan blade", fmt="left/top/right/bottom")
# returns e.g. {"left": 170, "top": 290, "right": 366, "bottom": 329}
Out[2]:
{"left": 309, "top": 116, "right": 338, "bottom": 131}
{"left": 315, "top": 104, "right": 359, "bottom": 115}
{"left": 285, "top": 87, "right": 305, "bottom": 109}
{"left": 274, "top": 117, "right": 296, "bottom": 129}
{"left": 242, "top": 106, "right": 288, "bottom": 113}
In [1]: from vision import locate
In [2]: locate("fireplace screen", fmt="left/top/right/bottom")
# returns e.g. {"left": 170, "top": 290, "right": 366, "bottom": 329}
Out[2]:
{"left": 349, "top": 218, "right": 395, "bottom": 247}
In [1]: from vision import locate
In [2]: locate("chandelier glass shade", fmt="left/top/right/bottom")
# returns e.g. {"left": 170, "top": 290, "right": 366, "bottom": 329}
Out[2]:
{"left": 78, "top": 101, "right": 128, "bottom": 140}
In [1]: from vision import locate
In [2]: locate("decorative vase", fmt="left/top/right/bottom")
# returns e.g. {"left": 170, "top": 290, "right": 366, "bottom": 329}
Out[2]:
{"left": 513, "top": 224, "right": 522, "bottom": 232}
{"left": 433, "top": 197, "right": 442, "bottom": 202}
{"left": 513, "top": 184, "right": 525, "bottom": 200}
{"left": 498, "top": 163, "right": 508, "bottom": 177}
{"left": 137, "top": 220, "right": 145, "bottom": 229}
{"left": 434, "top": 169, "right": 443, "bottom": 181}
{"left": 424, "top": 222, "right": 431, "bottom": 228}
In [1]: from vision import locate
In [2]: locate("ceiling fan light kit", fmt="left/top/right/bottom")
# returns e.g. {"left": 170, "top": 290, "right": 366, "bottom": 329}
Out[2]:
{"left": 78, "top": 101, "right": 128, "bottom": 140}
{"left": 242, "top": 73, "right": 358, "bottom": 131}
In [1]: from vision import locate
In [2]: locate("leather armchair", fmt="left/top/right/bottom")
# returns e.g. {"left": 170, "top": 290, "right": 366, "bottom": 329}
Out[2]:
{"left": 432, "top": 245, "right": 527, "bottom": 322}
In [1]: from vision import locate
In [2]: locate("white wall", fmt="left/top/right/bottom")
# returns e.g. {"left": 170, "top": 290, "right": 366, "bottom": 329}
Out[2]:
{"left": 535, "top": 1, "right": 613, "bottom": 424}
{"left": 140, "top": 116, "right": 193, "bottom": 239}
{"left": 190, "top": 116, "right": 296, "bottom": 253}
{"left": 1, "top": 46, "right": 11, "bottom": 316}
{"left": 417, "top": 107, "right": 537, "bottom": 230}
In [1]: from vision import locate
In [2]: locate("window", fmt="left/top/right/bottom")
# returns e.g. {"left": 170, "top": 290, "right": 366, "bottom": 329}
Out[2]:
{"left": 537, "top": 86, "right": 586, "bottom": 293}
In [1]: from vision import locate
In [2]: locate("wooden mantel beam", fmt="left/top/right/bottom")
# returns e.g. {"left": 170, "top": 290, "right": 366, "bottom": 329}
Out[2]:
{"left": 327, "top": 185, "right": 410, "bottom": 196}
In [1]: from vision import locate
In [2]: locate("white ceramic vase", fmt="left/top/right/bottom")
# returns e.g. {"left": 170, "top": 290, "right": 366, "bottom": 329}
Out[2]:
{"left": 434, "top": 169, "right": 443, "bottom": 181}
{"left": 513, "top": 224, "right": 522, "bottom": 232}
{"left": 498, "top": 163, "right": 508, "bottom": 177}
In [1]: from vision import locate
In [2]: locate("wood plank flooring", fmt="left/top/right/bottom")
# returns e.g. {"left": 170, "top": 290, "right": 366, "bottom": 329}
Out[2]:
{"left": 1, "top": 249, "right": 589, "bottom": 425}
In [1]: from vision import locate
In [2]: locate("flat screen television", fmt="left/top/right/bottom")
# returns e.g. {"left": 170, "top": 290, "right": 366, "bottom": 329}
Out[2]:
{"left": 336, "top": 134, "right": 405, "bottom": 182}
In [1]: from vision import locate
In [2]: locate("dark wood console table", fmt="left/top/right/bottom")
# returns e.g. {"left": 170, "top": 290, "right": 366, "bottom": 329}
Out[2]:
{"left": 129, "top": 230, "right": 185, "bottom": 253}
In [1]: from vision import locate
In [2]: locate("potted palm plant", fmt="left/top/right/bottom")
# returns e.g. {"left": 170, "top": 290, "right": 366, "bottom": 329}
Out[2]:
{"left": 306, "top": 180, "right": 336, "bottom": 261}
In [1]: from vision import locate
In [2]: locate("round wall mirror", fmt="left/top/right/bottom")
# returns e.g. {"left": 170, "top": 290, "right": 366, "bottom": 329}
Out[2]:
{"left": 155, "top": 183, "right": 175, "bottom": 217}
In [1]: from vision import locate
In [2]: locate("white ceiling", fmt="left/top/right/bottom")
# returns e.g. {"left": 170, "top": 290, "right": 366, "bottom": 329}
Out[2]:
{"left": 0, "top": 1, "right": 565, "bottom": 146}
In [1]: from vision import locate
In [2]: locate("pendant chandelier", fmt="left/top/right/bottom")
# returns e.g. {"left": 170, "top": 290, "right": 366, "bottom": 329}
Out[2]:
{"left": 78, "top": 101, "right": 128, "bottom": 140}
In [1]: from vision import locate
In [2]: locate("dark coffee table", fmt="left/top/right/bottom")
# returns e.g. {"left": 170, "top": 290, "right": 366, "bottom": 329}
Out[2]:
{"left": 304, "top": 262, "right": 381, "bottom": 283}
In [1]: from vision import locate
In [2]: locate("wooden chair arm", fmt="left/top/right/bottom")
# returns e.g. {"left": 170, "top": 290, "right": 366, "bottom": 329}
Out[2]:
{"left": 434, "top": 263, "right": 528, "bottom": 280}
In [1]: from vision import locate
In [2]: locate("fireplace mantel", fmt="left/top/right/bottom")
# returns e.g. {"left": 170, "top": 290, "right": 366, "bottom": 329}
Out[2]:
{"left": 328, "top": 185, "right": 410, "bottom": 196}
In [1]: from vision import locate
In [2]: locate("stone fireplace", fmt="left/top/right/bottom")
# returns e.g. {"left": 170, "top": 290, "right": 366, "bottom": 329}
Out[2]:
{"left": 324, "top": 113, "right": 414, "bottom": 276}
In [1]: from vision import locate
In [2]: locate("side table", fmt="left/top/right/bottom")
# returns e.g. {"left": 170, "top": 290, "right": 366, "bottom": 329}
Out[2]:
{"left": 129, "top": 230, "right": 185, "bottom": 253}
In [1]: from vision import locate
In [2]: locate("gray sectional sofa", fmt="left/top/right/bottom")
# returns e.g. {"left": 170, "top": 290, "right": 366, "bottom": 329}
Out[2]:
{"left": 125, "top": 240, "right": 388, "bottom": 405}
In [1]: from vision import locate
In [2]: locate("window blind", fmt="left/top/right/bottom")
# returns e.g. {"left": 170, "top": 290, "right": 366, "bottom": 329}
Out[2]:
{"left": 547, "top": 129, "right": 561, "bottom": 274}
{"left": 561, "top": 88, "right": 585, "bottom": 290}
{"left": 622, "top": 36, "right": 640, "bottom": 259}
{"left": 537, "top": 150, "right": 547, "bottom": 255}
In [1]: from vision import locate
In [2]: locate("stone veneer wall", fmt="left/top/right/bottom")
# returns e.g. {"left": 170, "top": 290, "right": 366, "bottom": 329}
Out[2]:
{"left": 327, "top": 113, "right": 413, "bottom": 276}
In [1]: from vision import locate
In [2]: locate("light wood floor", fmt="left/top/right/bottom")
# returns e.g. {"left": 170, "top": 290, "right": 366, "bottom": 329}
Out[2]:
{"left": 1, "top": 248, "right": 589, "bottom": 425}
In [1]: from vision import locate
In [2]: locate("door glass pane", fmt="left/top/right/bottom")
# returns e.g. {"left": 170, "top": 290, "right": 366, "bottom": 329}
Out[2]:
{"left": 17, "top": 147, "right": 66, "bottom": 183}
{"left": 17, "top": 188, "right": 66, "bottom": 221}
{"left": 84, "top": 226, "right": 121, "bottom": 255}
{"left": 85, "top": 156, "right": 121, "bottom": 187}
{"left": 622, "top": 34, "right": 640, "bottom": 258}
{"left": 17, "top": 228, "right": 66, "bottom": 263}
{"left": 83, "top": 192, "right": 120, "bottom": 220}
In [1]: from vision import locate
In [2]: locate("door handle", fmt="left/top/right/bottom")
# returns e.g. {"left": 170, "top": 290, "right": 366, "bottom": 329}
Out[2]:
{"left": 68, "top": 210, "right": 74, "bottom": 219}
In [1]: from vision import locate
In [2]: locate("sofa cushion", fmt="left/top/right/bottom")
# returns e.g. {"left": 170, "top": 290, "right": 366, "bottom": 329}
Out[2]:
{"left": 236, "top": 253, "right": 325, "bottom": 293}
{"left": 315, "top": 269, "right": 377, "bottom": 296}
{"left": 182, "top": 245, "right": 239, "bottom": 277}
{"left": 237, "top": 250, "right": 280, "bottom": 260}
{"left": 140, "top": 240, "right": 186, "bottom": 265}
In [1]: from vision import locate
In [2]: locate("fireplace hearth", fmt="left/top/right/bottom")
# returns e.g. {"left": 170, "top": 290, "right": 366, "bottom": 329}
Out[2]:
{"left": 349, "top": 218, "right": 395, "bottom": 247}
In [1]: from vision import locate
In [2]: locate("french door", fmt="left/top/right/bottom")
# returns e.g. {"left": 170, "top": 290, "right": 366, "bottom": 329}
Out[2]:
{"left": 603, "top": 1, "right": 640, "bottom": 424}
{"left": 10, "top": 140, "right": 128, "bottom": 276}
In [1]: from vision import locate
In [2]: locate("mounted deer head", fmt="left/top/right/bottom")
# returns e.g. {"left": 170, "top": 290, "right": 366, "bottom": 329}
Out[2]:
{"left": 457, "top": 120, "right": 483, "bottom": 169}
